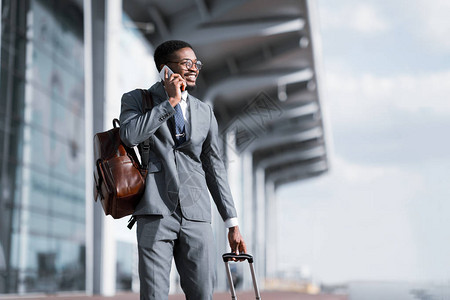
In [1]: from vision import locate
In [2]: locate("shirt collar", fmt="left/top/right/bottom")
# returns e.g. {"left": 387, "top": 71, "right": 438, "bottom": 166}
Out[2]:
{"left": 181, "top": 90, "right": 188, "bottom": 102}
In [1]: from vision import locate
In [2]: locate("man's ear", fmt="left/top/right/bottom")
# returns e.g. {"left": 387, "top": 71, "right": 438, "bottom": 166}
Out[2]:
{"left": 158, "top": 64, "right": 165, "bottom": 72}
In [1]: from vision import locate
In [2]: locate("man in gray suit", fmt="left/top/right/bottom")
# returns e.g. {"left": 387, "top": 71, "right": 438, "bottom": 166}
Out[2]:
{"left": 119, "top": 40, "right": 247, "bottom": 300}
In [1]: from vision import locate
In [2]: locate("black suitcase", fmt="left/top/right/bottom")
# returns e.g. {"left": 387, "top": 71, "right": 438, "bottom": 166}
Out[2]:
{"left": 222, "top": 253, "right": 261, "bottom": 300}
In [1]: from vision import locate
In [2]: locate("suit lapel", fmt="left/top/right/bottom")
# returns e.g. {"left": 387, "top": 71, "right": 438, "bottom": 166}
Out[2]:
{"left": 187, "top": 95, "right": 197, "bottom": 144}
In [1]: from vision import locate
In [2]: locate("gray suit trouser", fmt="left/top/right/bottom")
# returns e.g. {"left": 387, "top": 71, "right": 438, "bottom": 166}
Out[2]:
{"left": 136, "top": 206, "right": 215, "bottom": 300}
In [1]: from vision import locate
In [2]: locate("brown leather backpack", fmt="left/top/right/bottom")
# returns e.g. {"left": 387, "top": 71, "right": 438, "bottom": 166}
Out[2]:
{"left": 93, "top": 89, "right": 153, "bottom": 220}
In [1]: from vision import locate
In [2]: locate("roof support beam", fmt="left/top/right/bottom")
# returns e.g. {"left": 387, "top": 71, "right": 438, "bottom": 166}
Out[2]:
{"left": 234, "top": 101, "right": 319, "bottom": 135}
{"left": 171, "top": 18, "right": 305, "bottom": 46}
{"left": 267, "top": 160, "right": 327, "bottom": 185}
{"left": 257, "top": 146, "right": 326, "bottom": 170}
{"left": 148, "top": 5, "right": 170, "bottom": 37}
{"left": 195, "top": 0, "right": 210, "bottom": 20}
{"left": 244, "top": 127, "right": 323, "bottom": 153}
{"left": 204, "top": 68, "right": 313, "bottom": 104}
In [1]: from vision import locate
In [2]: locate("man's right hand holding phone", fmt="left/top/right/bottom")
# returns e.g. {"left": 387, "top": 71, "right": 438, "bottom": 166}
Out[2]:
{"left": 162, "top": 66, "right": 186, "bottom": 108}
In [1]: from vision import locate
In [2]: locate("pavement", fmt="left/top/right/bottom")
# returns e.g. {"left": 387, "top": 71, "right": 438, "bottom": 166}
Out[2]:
{"left": 12, "top": 291, "right": 348, "bottom": 300}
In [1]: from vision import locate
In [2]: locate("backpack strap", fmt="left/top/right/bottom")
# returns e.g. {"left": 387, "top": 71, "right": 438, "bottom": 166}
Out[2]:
{"left": 139, "top": 89, "right": 153, "bottom": 172}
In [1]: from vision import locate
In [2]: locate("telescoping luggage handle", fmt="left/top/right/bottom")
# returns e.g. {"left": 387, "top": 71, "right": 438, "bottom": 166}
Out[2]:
{"left": 222, "top": 253, "right": 261, "bottom": 300}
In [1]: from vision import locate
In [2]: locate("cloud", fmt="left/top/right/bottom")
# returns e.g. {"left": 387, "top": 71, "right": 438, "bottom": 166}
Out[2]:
{"left": 352, "top": 3, "right": 390, "bottom": 33}
{"left": 323, "top": 69, "right": 450, "bottom": 127}
{"left": 415, "top": 0, "right": 450, "bottom": 51}
{"left": 320, "top": 67, "right": 450, "bottom": 165}
{"left": 279, "top": 154, "right": 426, "bottom": 214}
{"left": 277, "top": 155, "right": 427, "bottom": 282}
{"left": 321, "top": 156, "right": 425, "bottom": 207}
{"left": 319, "top": 2, "right": 390, "bottom": 34}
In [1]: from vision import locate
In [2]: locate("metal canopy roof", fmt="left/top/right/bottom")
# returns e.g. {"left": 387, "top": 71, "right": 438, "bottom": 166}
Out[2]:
{"left": 124, "top": 0, "right": 328, "bottom": 187}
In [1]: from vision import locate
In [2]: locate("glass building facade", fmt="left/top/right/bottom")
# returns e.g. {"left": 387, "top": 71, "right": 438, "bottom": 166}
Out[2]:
{"left": 1, "top": 0, "right": 156, "bottom": 295}
{"left": 0, "top": 0, "right": 86, "bottom": 293}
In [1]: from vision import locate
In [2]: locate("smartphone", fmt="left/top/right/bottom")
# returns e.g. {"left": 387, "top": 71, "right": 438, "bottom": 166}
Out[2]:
{"left": 159, "top": 65, "right": 174, "bottom": 81}
{"left": 159, "top": 65, "right": 185, "bottom": 91}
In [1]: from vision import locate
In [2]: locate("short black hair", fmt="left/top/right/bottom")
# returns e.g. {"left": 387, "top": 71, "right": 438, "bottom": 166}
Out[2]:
{"left": 154, "top": 40, "right": 193, "bottom": 72}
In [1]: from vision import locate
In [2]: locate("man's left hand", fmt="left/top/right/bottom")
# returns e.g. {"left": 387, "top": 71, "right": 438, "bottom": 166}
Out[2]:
{"left": 228, "top": 226, "right": 247, "bottom": 261}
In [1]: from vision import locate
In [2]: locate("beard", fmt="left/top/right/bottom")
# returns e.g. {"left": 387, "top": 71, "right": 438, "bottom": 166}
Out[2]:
{"left": 186, "top": 84, "right": 197, "bottom": 92}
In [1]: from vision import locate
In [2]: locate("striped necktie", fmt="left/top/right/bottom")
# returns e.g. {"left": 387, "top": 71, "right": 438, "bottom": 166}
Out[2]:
{"left": 174, "top": 103, "right": 186, "bottom": 145}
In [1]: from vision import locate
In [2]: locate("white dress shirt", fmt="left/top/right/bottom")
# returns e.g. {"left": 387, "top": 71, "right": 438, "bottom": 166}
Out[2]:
{"left": 179, "top": 91, "right": 190, "bottom": 139}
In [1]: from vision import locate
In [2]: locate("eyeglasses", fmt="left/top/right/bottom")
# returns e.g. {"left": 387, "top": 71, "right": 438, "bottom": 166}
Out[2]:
{"left": 167, "top": 59, "right": 203, "bottom": 70}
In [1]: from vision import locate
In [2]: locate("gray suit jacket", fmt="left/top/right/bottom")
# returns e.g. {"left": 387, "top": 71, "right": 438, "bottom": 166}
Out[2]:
{"left": 119, "top": 81, "right": 237, "bottom": 223}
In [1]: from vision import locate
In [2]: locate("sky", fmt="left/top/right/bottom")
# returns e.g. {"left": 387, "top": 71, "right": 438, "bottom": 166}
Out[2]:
{"left": 277, "top": 0, "right": 450, "bottom": 284}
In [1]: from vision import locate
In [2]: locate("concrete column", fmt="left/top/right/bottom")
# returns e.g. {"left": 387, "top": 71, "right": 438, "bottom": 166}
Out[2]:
{"left": 88, "top": 0, "right": 117, "bottom": 295}
{"left": 254, "top": 167, "right": 266, "bottom": 286}
{"left": 83, "top": 0, "right": 94, "bottom": 294}
{"left": 241, "top": 152, "right": 254, "bottom": 252}
{"left": 265, "top": 180, "right": 277, "bottom": 278}
{"left": 104, "top": 0, "right": 123, "bottom": 123}
{"left": 0, "top": 0, "right": 2, "bottom": 68}
{"left": 241, "top": 151, "right": 255, "bottom": 290}
{"left": 92, "top": 0, "right": 124, "bottom": 295}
